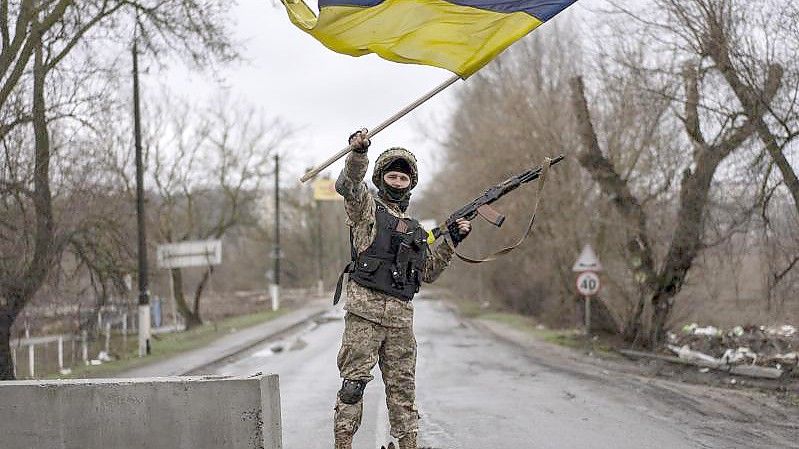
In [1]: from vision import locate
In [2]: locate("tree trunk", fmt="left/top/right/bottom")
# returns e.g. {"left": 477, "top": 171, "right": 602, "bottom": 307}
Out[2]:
{"left": 0, "top": 22, "right": 56, "bottom": 380}
{"left": 171, "top": 268, "right": 202, "bottom": 329}
{"left": 649, "top": 292, "right": 672, "bottom": 349}
{"left": 646, "top": 150, "right": 723, "bottom": 346}
{"left": 192, "top": 266, "right": 214, "bottom": 324}
{"left": 624, "top": 292, "right": 647, "bottom": 346}
{"left": 0, "top": 307, "right": 16, "bottom": 380}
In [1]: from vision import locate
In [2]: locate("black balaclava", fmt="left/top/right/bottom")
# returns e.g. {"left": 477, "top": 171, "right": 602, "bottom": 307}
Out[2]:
{"left": 380, "top": 158, "right": 413, "bottom": 211}
{"left": 372, "top": 148, "right": 419, "bottom": 212}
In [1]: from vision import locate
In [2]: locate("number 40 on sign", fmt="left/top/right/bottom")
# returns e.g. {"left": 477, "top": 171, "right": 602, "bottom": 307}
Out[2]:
{"left": 576, "top": 271, "right": 600, "bottom": 296}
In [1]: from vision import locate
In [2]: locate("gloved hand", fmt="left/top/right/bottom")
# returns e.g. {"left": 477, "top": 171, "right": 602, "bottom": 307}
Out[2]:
{"left": 348, "top": 128, "right": 370, "bottom": 153}
{"left": 447, "top": 218, "right": 471, "bottom": 247}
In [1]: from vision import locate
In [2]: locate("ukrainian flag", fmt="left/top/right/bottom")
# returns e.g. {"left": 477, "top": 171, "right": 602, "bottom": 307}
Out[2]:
{"left": 281, "top": 0, "right": 577, "bottom": 78}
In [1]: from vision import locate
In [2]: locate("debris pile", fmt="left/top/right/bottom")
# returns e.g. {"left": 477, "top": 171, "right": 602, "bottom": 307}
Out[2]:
{"left": 668, "top": 324, "right": 798, "bottom": 373}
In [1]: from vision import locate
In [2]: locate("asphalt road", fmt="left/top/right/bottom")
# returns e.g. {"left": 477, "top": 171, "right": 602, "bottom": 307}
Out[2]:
{"left": 201, "top": 296, "right": 795, "bottom": 449}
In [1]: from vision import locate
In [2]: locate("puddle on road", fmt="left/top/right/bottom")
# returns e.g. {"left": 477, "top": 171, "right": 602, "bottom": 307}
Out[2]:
{"left": 199, "top": 313, "right": 342, "bottom": 374}
{"left": 249, "top": 319, "right": 325, "bottom": 359}
{"left": 252, "top": 348, "right": 277, "bottom": 358}
{"left": 315, "top": 308, "right": 346, "bottom": 324}
{"left": 252, "top": 339, "right": 308, "bottom": 358}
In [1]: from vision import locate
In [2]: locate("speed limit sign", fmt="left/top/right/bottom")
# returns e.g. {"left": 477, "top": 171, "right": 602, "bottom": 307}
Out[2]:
{"left": 576, "top": 271, "right": 600, "bottom": 296}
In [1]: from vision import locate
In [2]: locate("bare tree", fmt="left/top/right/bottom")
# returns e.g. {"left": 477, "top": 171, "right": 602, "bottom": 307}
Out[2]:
{"left": 0, "top": 1, "right": 234, "bottom": 379}
{"left": 422, "top": 2, "right": 796, "bottom": 345}
{"left": 570, "top": 0, "right": 786, "bottom": 347}
{"left": 571, "top": 69, "right": 769, "bottom": 345}
{"left": 146, "top": 95, "right": 288, "bottom": 328}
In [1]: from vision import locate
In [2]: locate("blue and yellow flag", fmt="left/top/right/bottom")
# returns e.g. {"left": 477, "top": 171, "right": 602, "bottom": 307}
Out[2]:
{"left": 281, "top": 0, "right": 577, "bottom": 78}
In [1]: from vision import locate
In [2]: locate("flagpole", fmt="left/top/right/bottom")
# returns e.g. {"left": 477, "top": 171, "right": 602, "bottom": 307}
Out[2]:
{"left": 300, "top": 73, "right": 461, "bottom": 183}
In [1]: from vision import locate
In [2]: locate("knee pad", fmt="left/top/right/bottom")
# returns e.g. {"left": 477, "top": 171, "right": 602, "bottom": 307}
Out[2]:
{"left": 338, "top": 379, "right": 366, "bottom": 405}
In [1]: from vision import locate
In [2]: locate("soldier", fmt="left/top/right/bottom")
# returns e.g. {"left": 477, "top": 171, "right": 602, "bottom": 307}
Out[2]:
{"left": 332, "top": 129, "right": 471, "bottom": 449}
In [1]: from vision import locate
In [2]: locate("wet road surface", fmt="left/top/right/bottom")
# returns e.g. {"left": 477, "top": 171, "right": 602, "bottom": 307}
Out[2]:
{"left": 201, "top": 297, "right": 775, "bottom": 449}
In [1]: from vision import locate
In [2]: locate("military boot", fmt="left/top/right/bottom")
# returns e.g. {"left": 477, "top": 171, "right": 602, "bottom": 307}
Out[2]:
{"left": 398, "top": 432, "right": 417, "bottom": 449}
{"left": 334, "top": 434, "right": 353, "bottom": 449}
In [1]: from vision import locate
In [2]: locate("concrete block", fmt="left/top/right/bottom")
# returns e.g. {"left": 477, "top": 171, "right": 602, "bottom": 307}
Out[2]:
{"left": 0, "top": 374, "right": 282, "bottom": 449}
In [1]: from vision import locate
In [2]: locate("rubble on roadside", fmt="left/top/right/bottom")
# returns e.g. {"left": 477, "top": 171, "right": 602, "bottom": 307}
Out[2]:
{"left": 667, "top": 323, "right": 798, "bottom": 375}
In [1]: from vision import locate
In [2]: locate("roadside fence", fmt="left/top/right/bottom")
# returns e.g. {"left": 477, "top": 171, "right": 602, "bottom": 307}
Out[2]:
{"left": 10, "top": 297, "right": 182, "bottom": 379}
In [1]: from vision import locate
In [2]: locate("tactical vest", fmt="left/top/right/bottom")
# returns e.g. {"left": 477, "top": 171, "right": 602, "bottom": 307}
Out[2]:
{"left": 333, "top": 200, "right": 429, "bottom": 304}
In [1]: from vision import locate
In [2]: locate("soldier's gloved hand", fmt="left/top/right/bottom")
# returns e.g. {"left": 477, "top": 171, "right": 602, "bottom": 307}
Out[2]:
{"left": 448, "top": 218, "right": 471, "bottom": 247}
{"left": 348, "top": 128, "right": 370, "bottom": 154}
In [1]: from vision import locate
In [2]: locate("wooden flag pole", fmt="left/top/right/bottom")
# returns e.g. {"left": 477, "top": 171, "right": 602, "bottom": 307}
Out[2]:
{"left": 300, "top": 73, "right": 461, "bottom": 183}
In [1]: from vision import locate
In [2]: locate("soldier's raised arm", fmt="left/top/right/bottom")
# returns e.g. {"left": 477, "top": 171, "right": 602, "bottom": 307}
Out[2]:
{"left": 335, "top": 129, "right": 372, "bottom": 224}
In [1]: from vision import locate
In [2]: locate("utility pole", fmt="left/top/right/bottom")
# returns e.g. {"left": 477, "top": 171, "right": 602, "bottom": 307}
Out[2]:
{"left": 316, "top": 199, "right": 324, "bottom": 296}
{"left": 133, "top": 36, "right": 151, "bottom": 357}
{"left": 270, "top": 154, "right": 281, "bottom": 311}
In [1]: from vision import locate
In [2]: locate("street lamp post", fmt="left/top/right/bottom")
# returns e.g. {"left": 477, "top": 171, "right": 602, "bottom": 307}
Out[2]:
{"left": 316, "top": 199, "right": 324, "bottom": 296}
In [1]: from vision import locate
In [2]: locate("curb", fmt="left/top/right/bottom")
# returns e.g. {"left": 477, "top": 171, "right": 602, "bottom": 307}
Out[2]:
{"left": 182, "top": 306, "right": 330, "bottom": 375}
{"left": 120, "top": 300, "right": 330, "bottom": 378}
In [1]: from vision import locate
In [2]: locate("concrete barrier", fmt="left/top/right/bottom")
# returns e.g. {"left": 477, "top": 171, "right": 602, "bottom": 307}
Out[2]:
{"left": 0, "top": 374, "right": 282, "bottom": 449}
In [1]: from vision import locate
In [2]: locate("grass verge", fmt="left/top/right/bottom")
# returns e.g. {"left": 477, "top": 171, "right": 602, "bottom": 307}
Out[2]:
{"left": 51, "top": 308, "right": 288, "bottom": 379}
{"left": 449, "top": 298, "right": 614, "bottom": 354}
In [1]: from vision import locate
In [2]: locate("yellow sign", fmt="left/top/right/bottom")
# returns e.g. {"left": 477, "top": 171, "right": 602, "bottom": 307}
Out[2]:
{"left": 313, "top": 178, "right": 343, "bottom": 201}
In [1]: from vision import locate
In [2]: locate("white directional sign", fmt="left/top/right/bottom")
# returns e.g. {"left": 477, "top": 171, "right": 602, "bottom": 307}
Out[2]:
{"left": 157, "top": 240, "right": 222, "bottom": 269}
{"left": 576, "top": 271, "right": 601, "bottom": 296}
{"left": 572, "top": 244, "right": 603, "bottom": 272}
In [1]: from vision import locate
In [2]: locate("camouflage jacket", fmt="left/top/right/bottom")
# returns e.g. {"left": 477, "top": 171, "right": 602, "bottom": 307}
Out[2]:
{"left": 336, "top": 151, "right": 454, "bottom": 328}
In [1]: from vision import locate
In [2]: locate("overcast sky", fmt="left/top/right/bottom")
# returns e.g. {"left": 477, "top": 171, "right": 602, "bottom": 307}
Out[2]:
{"left": 160, "top": 0, "right": 595, "bottom": 192}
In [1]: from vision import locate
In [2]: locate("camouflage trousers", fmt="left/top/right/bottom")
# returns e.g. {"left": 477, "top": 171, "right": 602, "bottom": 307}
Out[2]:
{"left": 334, "top": 312, "right": 418, "bottom": 441}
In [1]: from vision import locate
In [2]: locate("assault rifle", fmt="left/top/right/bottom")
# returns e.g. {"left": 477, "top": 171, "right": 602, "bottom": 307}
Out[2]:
{"left": 430, "top": 155, "right": 564, "bottom": 242}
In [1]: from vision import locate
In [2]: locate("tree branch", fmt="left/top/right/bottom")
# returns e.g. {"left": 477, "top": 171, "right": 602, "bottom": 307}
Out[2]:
{"left": 0, "top": 0, "right": 34, "bottom": 78}
{"left": 0, "top": 1, "right": 10, "bottom": 50}
{"left": 704, "top": 14, "right": 799, "bottom": 213}
{"left": 773, "top": 255, "right": 799, "bottom": 286}
{"left": 680, "top": 61, "right": 706, "bottom": 149}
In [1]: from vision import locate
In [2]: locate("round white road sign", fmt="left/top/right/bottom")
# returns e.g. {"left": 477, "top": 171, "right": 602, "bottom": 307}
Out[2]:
{"left": 576, "top": 271, "right": 600, "bottom": 296}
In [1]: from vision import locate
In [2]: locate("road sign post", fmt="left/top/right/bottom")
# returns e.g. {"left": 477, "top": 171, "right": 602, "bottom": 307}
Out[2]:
{"left": 157, "top": 239, "right": 223, "bottom": 327}
{"left": 576, "top": 271, "right": 601, "bottom": 334}
{"left": 573, "top": 245, "right": 603, "bottom": 335}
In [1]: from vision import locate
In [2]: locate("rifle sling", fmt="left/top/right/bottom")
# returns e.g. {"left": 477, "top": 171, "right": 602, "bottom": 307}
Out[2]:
{"left": 452, "top": 156, "right": 552, "bottom": 264}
